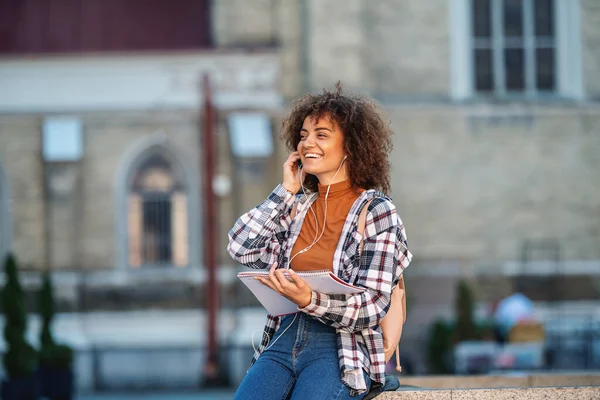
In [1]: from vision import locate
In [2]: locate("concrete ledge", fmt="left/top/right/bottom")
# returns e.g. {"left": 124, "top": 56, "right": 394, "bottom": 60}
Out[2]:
{"left": 375, "top": 386, "right": 600, "bottom": 399}
{"left": 400, "top": 373, "right": 600, "bottom": 389}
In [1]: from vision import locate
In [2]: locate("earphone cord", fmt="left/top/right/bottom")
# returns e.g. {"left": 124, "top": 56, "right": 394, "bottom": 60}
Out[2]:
{"left": 251, "top": 313, "right": 298, "bottom": 355}
{"left": 251, "top": 157, "right": 347, "bottom": 357}
{"left": 288, "top": 156, "right": 347, "bottom": 265}
{"left": 288, "top": 165, "right": 319, "bottom": 265}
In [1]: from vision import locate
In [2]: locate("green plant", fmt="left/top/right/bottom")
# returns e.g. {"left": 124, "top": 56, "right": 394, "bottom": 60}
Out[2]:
{"left": 425, "top": 281, "right": 496, "bottom": 374}
{"left": 1, "top": 253, "right": 38, "bottom": 378}
{"left": 39, "top": 271, "right": 55, "bottom": 349}
{"left": 39, "top": 344, "right": 73, "bottom": 370}
{"left": 426, "top": 319, "right": 455, "bottom": 374}
{"left": 38, "top": 271, "right": 73, "bottom": 370}
{"left": 455, "top": 280, "right": 477, "bottom": 342}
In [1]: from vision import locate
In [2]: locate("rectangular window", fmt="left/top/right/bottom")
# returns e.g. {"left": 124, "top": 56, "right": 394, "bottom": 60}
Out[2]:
{"left": 471, "top": 0, "right": 556, "bottom": 96}
{"left": 42, "top": 117, "right": 83, "bottom": 162}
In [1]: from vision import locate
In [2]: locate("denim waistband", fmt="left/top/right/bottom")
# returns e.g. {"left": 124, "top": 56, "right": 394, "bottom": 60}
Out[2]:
{"left": 279, "top": 312, "right": 336, "bottom": 336}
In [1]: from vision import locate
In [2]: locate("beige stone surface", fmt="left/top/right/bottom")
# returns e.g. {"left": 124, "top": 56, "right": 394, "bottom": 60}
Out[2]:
{"left": 582, "top": 0, "right": 600, "bottom": 99}
{"left": 1, "top": 0, "right": 599, "bottom": 276}
{"left": 0, "top": 116, "right": 46, "bottom": 269}
{"left": 400, "top": 375, "right": 529, "bottom": 389}
{"left": 275, "top": 0, "right": 303, "bottom": 99}
{"left": 376, "top": 387, "right": 600, "bottom": 399}
{"left": 212, "top": 0, "right": 278, "bottom": 47}
{"left": 400, "top": 373, "right": 600, "bottom": 390}
{"left": 376, "top": 388, "right": 451, "bottom": 400}
{"left": 303, "top": 0, "right": 450, "bottom": 95}
{"left": 212, "top": 0, "right": 452, "bottom": 97}
{"left": 386, "top": 105, "right": 600, "bottom": 263}
{"left": 212, "top": 0, "right": 600, "bottom": 100}
{"left": 364, "top": 0, "right": 450, "bottom": 96}
{"left": 530, "top": 374, "right": 600, "bottom": 388}
{"left": 82, "top": 111, "right": 200, "bottom": 269}
{"left": 306, "top": 0, "right": 370, "bottom": 92}
{"left": 448, "top": 387, "right": 600, "bottom": 400}
{"left": 2, "top": 104, "right": 600, "bottom": 274}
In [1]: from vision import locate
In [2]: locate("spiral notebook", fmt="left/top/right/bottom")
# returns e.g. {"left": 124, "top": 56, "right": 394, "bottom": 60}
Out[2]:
{"left": 238, "top": 270, "right": 365, "bottom": 316}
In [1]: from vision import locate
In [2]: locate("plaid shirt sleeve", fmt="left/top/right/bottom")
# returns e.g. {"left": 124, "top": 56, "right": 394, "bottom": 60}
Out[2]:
{"left": 226, "top": 184, "right": 296, "bottom": 269}
{"left": 299, "top": 197, "right": 413, "bottom": 332}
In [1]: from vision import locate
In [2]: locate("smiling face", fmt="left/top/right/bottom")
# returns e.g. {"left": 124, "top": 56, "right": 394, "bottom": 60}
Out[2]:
{"left": 297, "top": 113, "right": 348, "bottom": 185}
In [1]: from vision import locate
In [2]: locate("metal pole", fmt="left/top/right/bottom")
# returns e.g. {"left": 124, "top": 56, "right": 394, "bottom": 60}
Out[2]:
{"left": 201, "top": 73, "right": 227, "bottom": 387}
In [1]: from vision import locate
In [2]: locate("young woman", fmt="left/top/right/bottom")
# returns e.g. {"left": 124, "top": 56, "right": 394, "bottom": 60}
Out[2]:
{"left": 227, "top": 84, "right": 413, "bottom": 399}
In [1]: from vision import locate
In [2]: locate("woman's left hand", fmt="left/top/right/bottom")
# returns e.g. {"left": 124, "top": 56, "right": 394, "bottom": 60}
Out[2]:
{"left": 255, "top": 264, "right": 313, "bottom": 308}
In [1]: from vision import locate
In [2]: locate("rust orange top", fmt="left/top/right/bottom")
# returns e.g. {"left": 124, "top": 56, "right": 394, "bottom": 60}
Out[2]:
{"left": 290, "top": 180, "right": 363, "bottom": 272}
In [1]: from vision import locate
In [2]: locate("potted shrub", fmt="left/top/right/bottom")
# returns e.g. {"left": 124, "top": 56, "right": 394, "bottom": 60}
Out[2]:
{"left": 426, "top": 319, "right": 455, "bottom": 374}
{"left": 38, "top": 271, "right": 74, "bottom": 400}
{"left": 455, "top": 280, "right": 477, "bottom": 343}
{"left": 1, "top": 253, "right": 40, "bottom": 400}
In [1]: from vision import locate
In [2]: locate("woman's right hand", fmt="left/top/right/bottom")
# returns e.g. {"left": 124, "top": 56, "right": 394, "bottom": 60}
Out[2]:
{"left": 282, "top": 151, "right": 302, "bottom": 194}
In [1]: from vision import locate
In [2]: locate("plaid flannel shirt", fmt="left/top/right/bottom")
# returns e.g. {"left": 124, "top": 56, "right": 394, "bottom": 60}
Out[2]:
{"left": 227, "top": 184, "right": 413, "bottom": 395}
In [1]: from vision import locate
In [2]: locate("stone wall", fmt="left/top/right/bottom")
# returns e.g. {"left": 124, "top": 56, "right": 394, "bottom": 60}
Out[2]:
{"left": 362, "top": 0, "right": 451, "bottom": 97}
{"left": 212, "top": 0, "right": 452, "bottom": 97}
{"left": 385, "top": 104, "right": 600, "bottom": 264}
{"left": 212, "top": 0, "right": 279, "bottom": 48}
{"left": 582, "top": 0, "right": 600, "bottom": 99}
{"left": 0, "top": 107, "right": 285, "bottom": 274}
{"left": 303, "top": 0, "right": 450, "bottom": 96}
{"left": 213, "top": 0, "right": 600, "bottom": 102}
{"left": 81, "top": 111, "right": 202, "bottom": 270}
{"left": 212, "top": 0, "right": 304, "bottom": 99}
{"left": 1, "top": 104, "right": 599, "bottom": 273}
{"left": 0, "top": 116, "right": 45, "bottom": 269}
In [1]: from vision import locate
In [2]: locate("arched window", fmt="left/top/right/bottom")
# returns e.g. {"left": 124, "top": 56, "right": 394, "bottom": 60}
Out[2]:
{"left": 127, "top": 150, "right": 189, "bottom": 267}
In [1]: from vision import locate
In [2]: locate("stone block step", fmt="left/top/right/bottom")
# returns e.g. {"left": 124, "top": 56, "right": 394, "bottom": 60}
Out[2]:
{"left": 375, "top": 386, "right": 599, "bottom": 399}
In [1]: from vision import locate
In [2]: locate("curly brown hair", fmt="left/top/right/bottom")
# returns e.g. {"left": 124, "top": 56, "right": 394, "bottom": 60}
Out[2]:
{"left": 281, "top": 82, "right": 394, "bottom": 194}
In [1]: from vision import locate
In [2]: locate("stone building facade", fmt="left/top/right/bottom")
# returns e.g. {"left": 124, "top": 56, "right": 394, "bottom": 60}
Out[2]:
{"left": 213, "top": 0, "right": 600, "bottom": 269}
{"left": 0, "top": 0, "right": 599, "bottom": 380}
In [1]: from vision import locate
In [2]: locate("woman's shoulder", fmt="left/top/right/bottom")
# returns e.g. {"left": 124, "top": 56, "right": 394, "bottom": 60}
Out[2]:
{"left": 358, "top": 190, "right": 407, "bottom": 228}
{"left": 360, "top": 189, "right": 396, "bottom": 212}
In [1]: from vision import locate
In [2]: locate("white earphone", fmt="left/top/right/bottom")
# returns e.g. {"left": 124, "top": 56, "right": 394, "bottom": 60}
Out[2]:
{"left": 288, "top": 155, "right": 348, "bottom": 265}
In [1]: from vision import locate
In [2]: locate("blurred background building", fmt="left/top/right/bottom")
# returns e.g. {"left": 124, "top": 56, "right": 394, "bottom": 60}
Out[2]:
{"left": 0, "top": 0, "right": 599, "bottom": 394}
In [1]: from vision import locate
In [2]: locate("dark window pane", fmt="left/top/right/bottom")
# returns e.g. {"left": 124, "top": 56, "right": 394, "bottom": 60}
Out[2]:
{"left": 504, "top": 0, "right": 523, "bottom": 37}
{"left": 475, "top": 48, "right": 494, "bottom": 92}
{"left": 473, "top": 0, "right": 491, "bottom": 38}
{"left": 505, "top": 48, "right": 525, "bottom": 90}
{"left": 535, "top": 0, "right": 554, "bottom": 36}
{"left": 536, "top": 48, "right": 555, "bottom": 90}
{"left": 143, "top": 194, "right": 172, "bottom": 264}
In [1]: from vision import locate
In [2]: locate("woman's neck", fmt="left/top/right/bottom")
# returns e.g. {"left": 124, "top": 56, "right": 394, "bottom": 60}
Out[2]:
{"left": 316, "top": 166, "right": 348, "bottom": 186}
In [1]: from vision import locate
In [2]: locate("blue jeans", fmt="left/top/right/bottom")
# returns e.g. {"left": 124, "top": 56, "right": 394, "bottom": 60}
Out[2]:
{"left": 234, "top": 312, "right": 371, "bottom": 400}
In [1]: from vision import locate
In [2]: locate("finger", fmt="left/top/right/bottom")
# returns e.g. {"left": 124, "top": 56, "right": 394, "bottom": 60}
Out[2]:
{"left": 288, "top": 269, "right": 305, "bottom": 289}
{"left": 285, "top": 152, "right": 301, "bottom": 166}
{"left": 275, "top": 269, "right": 292, "bottom": 290}
{"left": 269, "top": 263, "right": 277, "bottom": 278}
{"left": 287, "top": 269, "right": 297, "bottom": 285}
{"left": 256, "top": 276, "right": 278, "bottom": 293}
{"left": 269, "top": 266, "right": 284, "bottom": 292}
